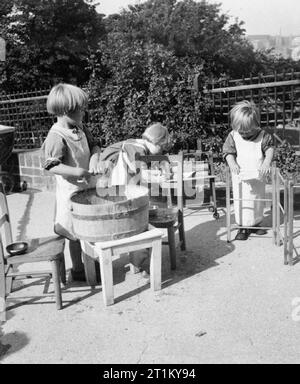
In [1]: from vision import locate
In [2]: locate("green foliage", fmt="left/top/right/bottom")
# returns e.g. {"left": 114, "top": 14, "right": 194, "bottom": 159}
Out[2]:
{"left": 251, "top": 50, "right": 300, "bottom": 75}
{"left": 87, "top": 37, "right": 212, "bottom": 150}
{"left": 87, "top": 0, "right": 256, "bottom": 151}
{"left": 200, "top": 125, "right": 228, "bottom": 182}
{"left": 105, "top": 0, "right": 265, "bottom": 78}
{"left": 0, "top": 0, "right": 106, "bottom": 91}
{"left": 89, "top": 0, "right": 300, "bottom": 152}
{"left": 274, "top": 140, "right": 298, "bottom": 178}
{"left": 0, "top": 0, "right": 300, "bottom": 93}
{"left": 1, "top": 0, "right": 300, "bottom": 159}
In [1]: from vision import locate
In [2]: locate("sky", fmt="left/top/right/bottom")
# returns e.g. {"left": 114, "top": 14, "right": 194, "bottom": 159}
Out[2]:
{"left": 96, "top": 0, "right": 300, "bottom": 36}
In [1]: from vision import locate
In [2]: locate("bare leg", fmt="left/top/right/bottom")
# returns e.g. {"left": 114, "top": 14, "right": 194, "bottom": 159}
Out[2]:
{"left": 130, "top": 250, "right": 150, "bottom": 274}
{"left": 69, "top": 240, "right": 84, "bottom": 272}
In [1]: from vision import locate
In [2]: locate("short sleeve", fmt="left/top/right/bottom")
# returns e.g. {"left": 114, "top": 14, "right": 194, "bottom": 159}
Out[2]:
{"left": 223, "top": 132, "right": 237, "bottom": 160}
{"left": 42, "top": 132, "right": 67, "bottom": 170}
{"left": 262, "top": 132, "right": 274, "bottom": 155}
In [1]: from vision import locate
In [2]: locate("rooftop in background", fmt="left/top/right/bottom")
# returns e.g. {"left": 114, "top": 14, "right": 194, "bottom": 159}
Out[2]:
{"left": 247, "top": 35, "right": 300, "bottom": 60}
{"left": 97, "top": 0, "right": 300, "bottom": 36}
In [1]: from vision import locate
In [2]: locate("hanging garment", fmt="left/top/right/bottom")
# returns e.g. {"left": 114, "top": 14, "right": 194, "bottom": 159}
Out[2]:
{"left": 109, "top": 140, "right": 147, "bottom": 186}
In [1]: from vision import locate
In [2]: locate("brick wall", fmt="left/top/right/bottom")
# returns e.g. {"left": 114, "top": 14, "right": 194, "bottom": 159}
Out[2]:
{"left": 2, "top": 149, "right": 56, "bottom": 192}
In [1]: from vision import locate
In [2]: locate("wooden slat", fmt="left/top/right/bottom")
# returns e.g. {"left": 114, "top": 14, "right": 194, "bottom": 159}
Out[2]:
{"left": 207, "top": 71, "right": 300, "bottom": 87}
{"left": 6, "top": 270, "right": 52, "bottom": 278}
{"left": 0, "top": 95, "right": 47, "bottom": 105}
{"left": 205, "top": 79, "right": 300, "bottom": 94}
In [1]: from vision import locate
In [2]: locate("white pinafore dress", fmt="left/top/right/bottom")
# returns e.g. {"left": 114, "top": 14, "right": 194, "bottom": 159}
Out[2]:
{"left": 231, "top": 130, "right": 265, "bottom": 227}
{"left": 51, "top": 124, "right": 91, "bottom": 240}
{"left": 110, "top": 139, "right": 147, "bottom": 186}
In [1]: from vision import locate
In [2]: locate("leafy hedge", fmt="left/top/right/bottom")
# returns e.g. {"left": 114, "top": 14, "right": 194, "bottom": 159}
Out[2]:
{"left": 273, "top": 140, "right": 299, "bottom": 178}
{"left": 86, "top": 39, "right": 226, "bottom": 153}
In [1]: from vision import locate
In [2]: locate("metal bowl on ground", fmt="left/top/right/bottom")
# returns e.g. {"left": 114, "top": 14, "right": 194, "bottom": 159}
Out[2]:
{"left": 6, "top": 242, "right": 28, "bottom": 256}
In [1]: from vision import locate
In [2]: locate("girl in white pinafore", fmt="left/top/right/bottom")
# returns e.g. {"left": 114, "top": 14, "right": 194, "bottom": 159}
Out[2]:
{"left": 223, "top": 101, "right": 274, "bottom": 241}
{"left": 43, "top": 84, "right": 101, "bottom": 281}
{"left": 232, "top": 130, "right": 265, "bottom": 227}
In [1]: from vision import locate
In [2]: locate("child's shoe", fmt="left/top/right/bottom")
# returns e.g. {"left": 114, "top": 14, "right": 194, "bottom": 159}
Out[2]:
{"left": 251, "top": 225, "right": 268, "bottom": 236}
{"left": 256, "top": 228, "right": 267, "bottom": 235}
{"left": 141, "top": 270, "right": 150, "bottom": 279}
{"left": 71, "top": 269, "right": 86, "bottom": 282}
{"left": 235, "top": 229, "right": 250, "bottom": 241}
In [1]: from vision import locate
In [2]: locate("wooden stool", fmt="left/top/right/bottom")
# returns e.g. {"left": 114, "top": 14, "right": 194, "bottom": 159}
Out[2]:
{"left": 80, "top": 226, "right": 163, "bottom": 306}
{"left": 149, "top": 208, "right": 178, "bottom": 270}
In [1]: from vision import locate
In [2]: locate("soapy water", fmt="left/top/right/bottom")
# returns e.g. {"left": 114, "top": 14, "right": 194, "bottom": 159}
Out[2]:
{"left": 71, "top": 189, "right": 127, "bottom": 205}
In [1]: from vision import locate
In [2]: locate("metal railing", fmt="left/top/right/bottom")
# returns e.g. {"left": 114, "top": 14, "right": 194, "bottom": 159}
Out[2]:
{"left": 0, "top": 91, "right": 53, "bottom": 149}
{"left": 203, "top": 71, "right": 300, "bottom": 148}
{"left": 283, "top": 178, "right": 300, "bottom": 266}
{"left": 2, "top": 70, "right": 300, "bottom": 150}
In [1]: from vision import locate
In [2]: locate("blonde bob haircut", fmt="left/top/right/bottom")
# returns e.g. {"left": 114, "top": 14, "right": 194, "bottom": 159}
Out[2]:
{"left": 47, "top": 83, "right": 88, "bottom": 116}
{"left": 142, "top": 123, "right": 170, "bottom": 146}
{"left": 230, "top": 100, "right": 260, "bottom": 134}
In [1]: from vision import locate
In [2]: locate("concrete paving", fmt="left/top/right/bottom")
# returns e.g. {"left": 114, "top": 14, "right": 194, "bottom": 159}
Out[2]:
{"left": 1, "top": 189, "right": 300, "bottom": 364}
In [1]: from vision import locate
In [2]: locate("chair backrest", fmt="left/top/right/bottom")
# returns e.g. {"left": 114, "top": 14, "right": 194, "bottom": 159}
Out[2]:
{"left": 173, "top": 151, "right": 184, "bottom": 211}
{"left": 182, "top": 150, "right": 213, "bottom": 173}
{"left": 0, "top": 183, "right": 13, "bottom": 258}
{"left": 179, "top": 150, "right": 214, "bottom": 203}
{"left": 136, "top": 153, "right": 184, "bottom": 211}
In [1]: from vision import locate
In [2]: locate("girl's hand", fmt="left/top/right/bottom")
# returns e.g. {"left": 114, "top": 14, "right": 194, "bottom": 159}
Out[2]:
{"left": 76, "top": 168, "right": 91, "bottom": 179}
{"left": 226, "top": 155, "right": 240, "bottom": 175}
{"left": 89, "top": 153, "right": 102, "bottom": 175}
{"left": 230, "top": 163, "right": 240, "bottom": 175}
{"left": 259, "top": 162, "right": 271, "bottom": 176}
{"left": 76, "top": 168, "right": 91, "bottom": 185}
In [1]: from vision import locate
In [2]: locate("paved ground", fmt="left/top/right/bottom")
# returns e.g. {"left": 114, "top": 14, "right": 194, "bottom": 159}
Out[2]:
{"left": 1, "top": 188, "right": 300, "bottom": 364}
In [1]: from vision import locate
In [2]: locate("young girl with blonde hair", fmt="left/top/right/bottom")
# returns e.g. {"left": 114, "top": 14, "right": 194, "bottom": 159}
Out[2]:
{"left": 99, "top": 123, "right": 171, "bottom": 187}
{"left": 43, "top": 83, "right": 101, "bottom": 281}
{"left": 98, "top": 123, "right": 171, "bottom": 275}
{"left": 223, "top": 101, "right": 274, "bottom": 241}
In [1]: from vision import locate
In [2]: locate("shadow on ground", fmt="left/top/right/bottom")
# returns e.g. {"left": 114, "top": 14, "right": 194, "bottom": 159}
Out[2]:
{"left": 15, "top": 188, "right": 41, "bottom": 241}
{"left": 2, "top": 186, "right": 235, "bottom": 309}
{"left": 0, "top": 321, "right": 29, "bottom": 362}
{"left": 162, "top": 213, "right": 235, "bottom": 289}
{"left": 89, "top": 186, "right": 234, "bottom": 302}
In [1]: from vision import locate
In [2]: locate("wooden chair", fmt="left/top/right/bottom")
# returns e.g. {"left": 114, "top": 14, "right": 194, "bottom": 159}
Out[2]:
{"left": 0, "top": 183, "right": 66, "bottom": 322}
{"left": 181, "top": 150, "right": 219, "bottom": 219}
{"left": 81, "top": 225, "right": 163, "bottom": 306}
{"left": 136, "top": 153, "right": 186, "bottom": 270}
